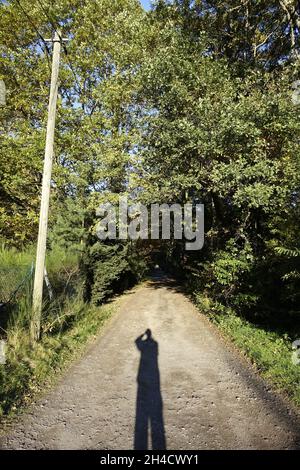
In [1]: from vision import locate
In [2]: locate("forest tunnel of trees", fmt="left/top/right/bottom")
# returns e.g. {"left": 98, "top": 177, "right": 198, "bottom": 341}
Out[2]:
{"left": 0, "top": 0, "right": 300, "bottom": 414}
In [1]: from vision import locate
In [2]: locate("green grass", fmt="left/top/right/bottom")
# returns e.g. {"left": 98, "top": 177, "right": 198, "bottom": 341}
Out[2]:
{"left": 0, "top": 298, "right": 114, "bottom": 419}
{"left": 0, "top": 244, "right": 79, "bottom": 304}
{"left": 0, "top": 245, "right": 116, "bottom": 421}
{"left": 194, "top": 294, "right": 300, "bottom": 407}
{"left": 0, "top": 245, "right": 34, "bottom": 303}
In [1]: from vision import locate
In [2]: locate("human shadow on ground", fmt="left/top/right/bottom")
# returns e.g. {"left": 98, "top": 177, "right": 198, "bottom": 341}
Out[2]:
{"left": 134, "top": 329, "right": 166, "bottom": 450}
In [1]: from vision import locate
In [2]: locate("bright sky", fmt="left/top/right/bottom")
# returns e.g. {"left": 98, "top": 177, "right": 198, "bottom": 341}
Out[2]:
{"left": 140, "top": 0, "right": 152, "bottom": 10}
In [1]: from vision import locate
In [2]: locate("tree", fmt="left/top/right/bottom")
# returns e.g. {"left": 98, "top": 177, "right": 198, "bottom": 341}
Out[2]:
{"left": 134, "top": 1, "right": 300, "bottom": 322}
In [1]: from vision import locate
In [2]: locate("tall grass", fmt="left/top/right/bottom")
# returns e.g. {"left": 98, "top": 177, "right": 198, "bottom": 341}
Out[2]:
{"left": 0, "top": 297, "right": 113, "bottom": 418}
{"left": 0, "top": 245, "right": 114, "bottom": 419}
{"left": 0, "top": 245, "right": 34, "bottom": 304}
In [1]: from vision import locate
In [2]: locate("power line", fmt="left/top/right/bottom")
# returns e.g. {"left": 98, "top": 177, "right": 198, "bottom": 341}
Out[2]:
{"left": 35, "top": 0, "right": 62, "bottom": 39}
{"left": 16, "top": 0, "right": 92, "bottom": 107}
{"left": 35, "top": 0, "right": 85, "bottom": 98}
{"left": 14, "top": 0, "right": 51, "bottom": 70}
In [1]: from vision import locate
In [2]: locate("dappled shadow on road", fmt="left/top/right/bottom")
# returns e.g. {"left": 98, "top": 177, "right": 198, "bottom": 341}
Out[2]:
{"left": 146, "top": 268, "right": 184, "bottom": 294}
{"left": 134, "top": 329, "right": 166, "bottom": 450}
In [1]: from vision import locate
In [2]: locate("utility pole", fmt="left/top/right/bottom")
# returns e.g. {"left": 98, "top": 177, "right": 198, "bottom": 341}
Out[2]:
{"left": 31, "top": 31, "right": 62, "bottom": 343}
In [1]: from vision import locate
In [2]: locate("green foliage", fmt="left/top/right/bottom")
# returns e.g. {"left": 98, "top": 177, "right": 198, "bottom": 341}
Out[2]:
{"left": 0, "top": 0, "right": 145, "bottom": 247}
{"left": 0, "top": 244, "right": 115, "bottom": 418}
{"left": 82, "top": 240, "right": 147, "bottom": 305}
{"left": 0, "top": 246, "right": 34, "bottom": 303}
{"left": 138, "top": 0, "right": 300, "bottom": 332}
{"left": 136, "top": 1, "right": 300, "bottom": 405}
{"left": 0, "top": 298, "right": 114, "bottom": 417}
{"left": 200, "top": 302, "right": 300, "bottom": 407}
{"left": 85, "top": 242, "right": 130, "bottom": 304}
{"left": 1, "top": 0, "right": 300, "bottom": 413}
{"left": 196, "top": 239, "right": 256, "bottom": 310}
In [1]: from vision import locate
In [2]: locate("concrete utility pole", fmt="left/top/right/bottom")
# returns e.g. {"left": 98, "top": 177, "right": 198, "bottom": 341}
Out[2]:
{"left": 31, "top": 31, "right": 62, "bottom": 343}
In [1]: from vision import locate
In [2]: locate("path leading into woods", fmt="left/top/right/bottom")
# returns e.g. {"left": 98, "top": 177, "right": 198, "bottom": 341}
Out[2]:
{"left": 1, "top": 272, "right": 300, "bottom": 450}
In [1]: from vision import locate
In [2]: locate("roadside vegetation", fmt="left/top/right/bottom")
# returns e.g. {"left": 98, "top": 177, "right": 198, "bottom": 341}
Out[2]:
{"left": 193, "top": 292, "right": 300, "bottom": 407}
{"left": 0, "top": 0, "right": 300, "bottom": 417}
{"left": 0, "top": 239, "right": 148, "bottom": 419}
{"left": 0, "top": 244, "right": 114, "bottom": 418}
{"left": 0, "top": 296, "right": 114, "bottom": 419}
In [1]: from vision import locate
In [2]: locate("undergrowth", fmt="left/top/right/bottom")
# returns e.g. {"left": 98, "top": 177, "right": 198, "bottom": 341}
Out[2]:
{"left": 194, "top": 292, "right": 300, "bottom": 407}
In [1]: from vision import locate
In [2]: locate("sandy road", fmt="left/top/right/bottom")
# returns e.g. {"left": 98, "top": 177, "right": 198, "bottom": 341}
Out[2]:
{"left": 1, "top": 273, "right": 300, "bottom": 450}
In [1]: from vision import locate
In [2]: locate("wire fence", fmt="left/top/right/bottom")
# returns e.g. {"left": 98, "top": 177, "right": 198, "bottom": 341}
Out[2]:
{"left": 0, "top": 248, "right": 81, "bottom": 339}
{"left": 0, "top": 263, "right": 34, "bottom": 309}
{"left": 0, "top": 263, "right": 56, "bottom": 313}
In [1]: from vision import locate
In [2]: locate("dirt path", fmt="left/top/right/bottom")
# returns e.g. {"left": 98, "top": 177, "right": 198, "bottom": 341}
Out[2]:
{"left": 1, "top": 274, "right": 300, "bottom": 450}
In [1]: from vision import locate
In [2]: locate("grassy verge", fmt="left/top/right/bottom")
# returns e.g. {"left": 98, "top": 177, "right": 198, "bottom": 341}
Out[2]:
{"left": 0, "top": 298, "right": 115, "bottom": 420}
{"left": 194, "top": 294, "right": 300, "bottom": 407}
{"left": 0, "top": 245, "right": 119, "bottom": 421}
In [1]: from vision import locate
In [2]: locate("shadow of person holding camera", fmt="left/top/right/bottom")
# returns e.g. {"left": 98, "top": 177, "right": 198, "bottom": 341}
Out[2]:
{"left": 134, "top": 329, "right": 166, "bottom": 450}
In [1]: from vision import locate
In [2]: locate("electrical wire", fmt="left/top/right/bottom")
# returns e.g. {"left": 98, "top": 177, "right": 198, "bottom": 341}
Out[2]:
{"left": 16, "top": 0, "right": 94, "bottom": 108}
{"left": 35, "top": 0, "right": 85, "bottom": 98}
{"left": 14, "top": 0, "right": 51, "bottom": 70}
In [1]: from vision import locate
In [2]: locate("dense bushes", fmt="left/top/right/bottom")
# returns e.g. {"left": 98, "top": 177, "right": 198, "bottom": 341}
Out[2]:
{"left": 81, "top": 240, "right": 148, "bottom": 305}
